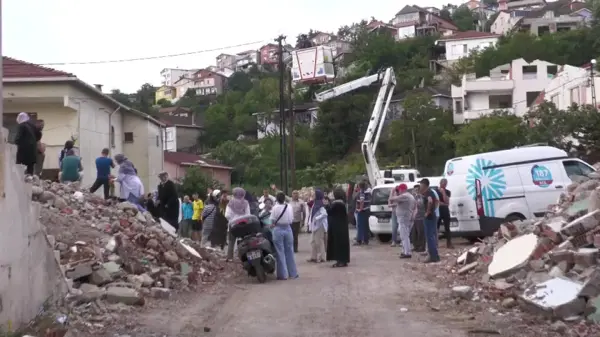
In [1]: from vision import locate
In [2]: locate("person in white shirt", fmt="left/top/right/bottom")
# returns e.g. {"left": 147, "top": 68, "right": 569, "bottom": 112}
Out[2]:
{"left": 308, "top": 189, "right": 328, "bottom": 263}
{"left": 258, "top": 188, "right": 276, "bottom": 206}
{"left": 270, "top": 192, "right": 299, "bottom": 280}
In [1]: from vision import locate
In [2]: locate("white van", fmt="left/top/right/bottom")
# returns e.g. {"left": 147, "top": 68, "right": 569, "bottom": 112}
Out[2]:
{"left": 368, "top": 183, "right": 397, "bottom": 242}
{"left": 442, "top": 146, "right": 595, "bottom": 240}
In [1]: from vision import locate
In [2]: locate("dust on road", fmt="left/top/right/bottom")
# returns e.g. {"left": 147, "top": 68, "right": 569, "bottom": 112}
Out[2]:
{"left": 132, "top": 231, "right": 470, "bottom": 337}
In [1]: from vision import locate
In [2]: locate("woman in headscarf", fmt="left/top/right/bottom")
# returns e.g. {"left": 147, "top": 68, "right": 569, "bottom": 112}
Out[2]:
{"left": 114, "top": 154, "right": 144, "bottom": 204}
{"left": 200, "top": 190, "right": 220, "bottom": 247}
{"left": 245, "top": 191, "right": 260, "bottom": 216}
{"left": 224, "top": 187, "right": 251, "bottom": 261}
{"left": 15, "top": 112, "right": 38, "bottom": 175}
{"left": 307, "top": 189, "right": 328, "bottom": 263}
{"left": 157, "top": 171, "right": 179, "bottom": 230}
{"left": 326, "top": 188, "right": 350, "bottom": 268}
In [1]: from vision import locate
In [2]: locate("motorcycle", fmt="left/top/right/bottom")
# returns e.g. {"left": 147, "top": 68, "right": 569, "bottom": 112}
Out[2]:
{"left": 229, "top": 214, "right": 276, "bottom": 283}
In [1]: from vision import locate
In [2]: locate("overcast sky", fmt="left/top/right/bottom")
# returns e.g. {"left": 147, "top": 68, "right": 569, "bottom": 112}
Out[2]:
{"left": 4, "top": 0, "right": 462, "bottom": 93}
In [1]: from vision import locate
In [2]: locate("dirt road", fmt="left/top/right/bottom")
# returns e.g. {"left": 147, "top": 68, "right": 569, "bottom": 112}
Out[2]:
{"left": 130, "top": 231, "right": 471, "bottom": 337}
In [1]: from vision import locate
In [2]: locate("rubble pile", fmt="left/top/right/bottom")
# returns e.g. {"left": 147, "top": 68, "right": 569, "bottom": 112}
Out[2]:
{"left": 25, "top": 176, "right": 238, "bottom": 331}
{"left": 448, "top": 167, "right": 600, "bottom": 327}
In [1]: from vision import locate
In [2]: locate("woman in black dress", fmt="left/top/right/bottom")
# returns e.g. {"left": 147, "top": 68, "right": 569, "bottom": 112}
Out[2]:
{"left": 326, "top": 188, "right": 350, "bottom": 267}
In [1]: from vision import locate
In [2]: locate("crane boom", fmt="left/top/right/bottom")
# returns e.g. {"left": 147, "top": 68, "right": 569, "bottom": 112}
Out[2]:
{"left": 313, "top": 68, "right": 397, "bottom": 187}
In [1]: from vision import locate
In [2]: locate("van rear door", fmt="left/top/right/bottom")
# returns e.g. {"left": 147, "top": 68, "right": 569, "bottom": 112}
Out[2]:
{"left": 517, "top": 161, "right": 566, "bottom": 218}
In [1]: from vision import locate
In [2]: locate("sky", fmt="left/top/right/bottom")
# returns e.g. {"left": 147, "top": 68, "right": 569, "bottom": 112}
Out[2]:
{"left": 4, "top": 0, "right": 463, "bottom": 93}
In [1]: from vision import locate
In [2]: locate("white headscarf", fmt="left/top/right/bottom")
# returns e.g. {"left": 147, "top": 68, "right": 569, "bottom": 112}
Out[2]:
{"left": 16, "top": 112, "right": 30, "bottom": 124}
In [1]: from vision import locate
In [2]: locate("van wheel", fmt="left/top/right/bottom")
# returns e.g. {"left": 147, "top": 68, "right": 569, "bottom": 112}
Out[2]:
{"left": 505, "top": 214, "right": 525, "bottom": 222}
{"left": 377, "top": 234, "right": 392, "bottom": 243}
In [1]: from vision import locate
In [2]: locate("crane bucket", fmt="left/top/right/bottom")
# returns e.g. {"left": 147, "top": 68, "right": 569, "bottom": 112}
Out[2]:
{"left": 291, "top": 46, "right": 335, "bottom": 84}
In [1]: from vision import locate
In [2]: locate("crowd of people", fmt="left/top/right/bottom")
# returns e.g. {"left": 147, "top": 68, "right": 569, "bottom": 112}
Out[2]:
{"left": 14, "top": 112, "right": 448, "bottom": 278}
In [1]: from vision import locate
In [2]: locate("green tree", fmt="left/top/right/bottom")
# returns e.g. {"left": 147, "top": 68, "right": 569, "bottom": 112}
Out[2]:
{"left": 451, "top": 5, "right": 477, "bottom": 31}
{"left": 180, "top": 167, "right": 223, "bottom": 198}
{"left": 227, "top": 72, "right": 253, "bottom": 92}
{"left": 385, "top": 93, "right": 455, "bottom": 174}
{"left": 523, "top": 102, "right": 579, "bottom": 151}
{"left": 448, "top": 112, "right": 527, "bottom": 156}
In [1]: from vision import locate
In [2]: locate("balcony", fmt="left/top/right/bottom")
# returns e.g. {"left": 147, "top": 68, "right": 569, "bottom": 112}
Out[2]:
{"left": 462, "top": 108, "right": 514, "bottom": 121}
{"left": 464, "top": 77, "right": 514, "bottom": 92}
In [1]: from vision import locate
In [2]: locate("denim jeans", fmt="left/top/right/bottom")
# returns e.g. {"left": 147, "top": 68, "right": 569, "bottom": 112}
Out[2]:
{"left": 356, "top": 211, "right": 370, "bottom": 244}
{"left": 273, "top": 225, "right": 298, "bottom": 279}
{"left": 423, "top": 216, "right": 440, "bottom": 261}
{"left": 391, "top": 212, "right": 399, "bottom": 243}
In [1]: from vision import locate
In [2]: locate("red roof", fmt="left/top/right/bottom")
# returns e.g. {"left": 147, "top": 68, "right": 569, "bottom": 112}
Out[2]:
{"left": 3, "top": 56, "right": 74, "bottom": 78}
{"left": 164, "top": 151, "right": 232, "bottom": 170}
{"left": 437, "top": 31, "right": 500, "bottom": 41}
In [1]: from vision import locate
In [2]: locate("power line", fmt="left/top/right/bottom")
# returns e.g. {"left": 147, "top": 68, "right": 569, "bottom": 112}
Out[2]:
{"left": 16, "top": 40, "right": 269, "bottom": 66}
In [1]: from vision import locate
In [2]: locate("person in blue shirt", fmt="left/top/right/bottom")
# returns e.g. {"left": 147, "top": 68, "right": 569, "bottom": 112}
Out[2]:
{"left": 354, "top": 180, "right": 372, "bottom": 246}
{"left": 90, "top": 148, "right": 115, "bottom": 199}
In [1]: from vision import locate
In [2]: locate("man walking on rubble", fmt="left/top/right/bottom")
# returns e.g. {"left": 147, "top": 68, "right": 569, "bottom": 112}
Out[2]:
{"left": 90, "top": 148, "right": 115, "bottom": 199}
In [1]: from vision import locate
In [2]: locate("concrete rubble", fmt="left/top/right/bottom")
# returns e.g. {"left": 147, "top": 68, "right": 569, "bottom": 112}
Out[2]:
{"left": 24, "top": 176, "right": 239, "bottom": 335}
{"left": 448, "top": 166, "right": 600, "bottom": 330}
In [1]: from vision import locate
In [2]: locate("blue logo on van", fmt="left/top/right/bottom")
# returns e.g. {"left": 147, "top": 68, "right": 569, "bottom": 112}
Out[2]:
{"left": 531, "top": 165, "right": 553, "bottom": 188}
{"left": 466, "top": 158, "right": 507, "bottom": 217}
{"left": 446, "top": 163, "right": 454, "bottom": 176}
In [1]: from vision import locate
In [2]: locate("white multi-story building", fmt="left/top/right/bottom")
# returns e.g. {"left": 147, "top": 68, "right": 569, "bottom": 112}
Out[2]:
{"left": 535, "top": 64, "right": 600, "bottom": 110}
{"left": 160, "top": 68, "right": 194, "bottom": 87}
{"left": 451, "top": 58, "right": 560, "bottom": 124}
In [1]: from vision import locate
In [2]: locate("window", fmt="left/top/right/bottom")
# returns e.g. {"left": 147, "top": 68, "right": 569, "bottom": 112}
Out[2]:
{"left": 526, "top": 91, "right": 541, "bottom": 107}
{"left": 522, "top": 65, "right": 538, "bottom": 79}
{"left": 110, "top": 126, "right": 115, "bottom": 148}
{"left": 547, "top": 65, "right": 558, "bottom": 77}
{"left": 455, "top": 100, "right": 463, "bottom": 114}
{"left": 166, "top": 129, "right": 174, "bottom": 141}
{"left": 563, "top": 160, "right": 594, "bottom": 179}
{"left": 124, "top": 132, "right": 134, "bottom": 143}
{"left": 371, "top": 188, "right": 391, "bottom": 206}
{"left": 393, "top": 174, "right": 405, "bottom": 181}
{"left": 551, "top": 94, "right": 559, "bottom": 106}
{"left": 462, "top": 44, "right": 468, "bottom": 54}
{"left": 570, "top": 87, "right": 580, "bottom": 105}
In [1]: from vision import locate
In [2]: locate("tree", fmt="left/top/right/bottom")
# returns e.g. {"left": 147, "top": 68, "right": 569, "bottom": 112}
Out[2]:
{"left": 110, "top": 89, "right": 132, "bottom": 106}
{"left": 227, "top": 72, "right": 253, "bottom": 92}
{"left": 180, "top": 167, "right": 223, "bottom": 199}
{"left": 523, "top": 102, "right": 579, "bottom": 151}
{"left": 385, "top": 93, "right": 455, "bottom": 174}
{"left": 448, "top": 112, "right": 528, "bottom": 156}
{"left": 451, "top": 5, "right": 477, "bottom": 31}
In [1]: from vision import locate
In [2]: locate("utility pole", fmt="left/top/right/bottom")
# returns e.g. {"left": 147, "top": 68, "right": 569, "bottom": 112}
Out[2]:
{"left": 275, "top": 35, "right": 289, "bottom": 195}
{"left": 591, "top": 59, "right": 597, "bottom": 107}
{"left": 411, "top": 128, "right": 418, "bottom": 168}
{"left": 287, "top": 69, "right": 296, "bottom": 190}
{"left": 0, "top": 0, "right": 5, "bottom": 198}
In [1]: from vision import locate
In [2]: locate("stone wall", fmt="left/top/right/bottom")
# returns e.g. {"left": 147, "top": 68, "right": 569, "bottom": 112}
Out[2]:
{"left": 0, "top": 130, "right": 64, "bottom": 329}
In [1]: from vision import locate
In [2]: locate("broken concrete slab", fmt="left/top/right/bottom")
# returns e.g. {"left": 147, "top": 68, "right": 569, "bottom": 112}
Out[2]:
{"left": 520, "top": 277, "right": 584, "bottom": 318}
{"left": 64, "top": 261, "right": 100, "bottom": 280}
{"left": 488, "top": 233, "right": 538, "bottom": 278}
{"left": 573, "top": 248, "right": 599, "bottom": 268}
{"left": 456, "top": 247, "right": 479, "bottom": 265}
{"left": 150, "top": 287, "right": 171, "bottom": 299}
{"left": 159, "top": 218, "right": 177, "bottom": 237}
{"left": 105, "top": 287, "right": 144, "bottom": 305}
{"left": 561, "top": 210, "right": 600, "bottom": 237}
{"left": 89, "top": 268, "right": 112, "bottom": 286}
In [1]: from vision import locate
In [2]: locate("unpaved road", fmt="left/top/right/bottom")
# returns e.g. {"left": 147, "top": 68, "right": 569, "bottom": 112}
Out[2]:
{"left": 129, "top": 231, "right": 471, "bottom": 337}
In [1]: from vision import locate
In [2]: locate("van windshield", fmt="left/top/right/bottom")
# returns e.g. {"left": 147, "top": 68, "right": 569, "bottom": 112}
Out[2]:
{"left": 371, "top": 188, "right": 391, "bottom": 205}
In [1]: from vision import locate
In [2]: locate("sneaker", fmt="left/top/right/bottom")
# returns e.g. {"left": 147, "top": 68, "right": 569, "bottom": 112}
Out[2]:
{"left": 390, "top": 243, "right": 397, "bottom": 247}
{"left": 424, "top": 258, "right": 441, "bottom": 264}
{"left": 399, "top": 254, "right": 412, "bottom": 259}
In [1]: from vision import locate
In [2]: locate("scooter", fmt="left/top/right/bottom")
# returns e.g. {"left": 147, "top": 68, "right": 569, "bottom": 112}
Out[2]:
{"left": 229, "top": 214, "right": 276, "bottom": 283}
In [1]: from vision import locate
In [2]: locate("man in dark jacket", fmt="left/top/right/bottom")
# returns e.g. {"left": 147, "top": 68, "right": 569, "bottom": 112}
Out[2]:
{"left": 157, "top": 172, "right": 180, "bottom": 229}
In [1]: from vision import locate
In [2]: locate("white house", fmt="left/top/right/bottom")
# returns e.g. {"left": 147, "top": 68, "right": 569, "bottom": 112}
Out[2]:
{"left": 160, "top": 68, "right": 195, "bottom": 87}
{"left": 451, "top": 58, "right": 560, "bottom": 124}
{"left": 253, "top": 104, "right": 318, "bottom": 139}
{"left": 534, "top": 64, "right": 600, "bottom": 110}
{"left": 435, "top": 31, "right": 500, "bottom": 61}
{"left": 4, "top": 57, "right": 165, "bottom": 192}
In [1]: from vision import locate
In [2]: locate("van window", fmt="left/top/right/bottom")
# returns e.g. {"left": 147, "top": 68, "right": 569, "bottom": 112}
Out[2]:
{"left": 563, "top": 160, "right": 594, "bottom": 179}
{"left": 393, "top": 174, "right": 405, "bottom": 181}
{"left": 371, "top": 188, "right": 392, "bottom": 205}
{"left": 409, "top": 173, "right": 415, "bottom": 181}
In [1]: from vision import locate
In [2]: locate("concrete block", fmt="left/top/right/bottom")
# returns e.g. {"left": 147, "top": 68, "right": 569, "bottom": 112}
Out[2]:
{"left": 105, "top": 287, "right": 144, "bottom": 305}
{"left": 89, "top": 268, "right": 112, "bottom": 286}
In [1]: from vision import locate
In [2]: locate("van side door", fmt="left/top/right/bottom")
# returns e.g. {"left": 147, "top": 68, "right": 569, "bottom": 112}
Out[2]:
{"left": 516, "top": 161, "right": 566, "bottom": 218}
